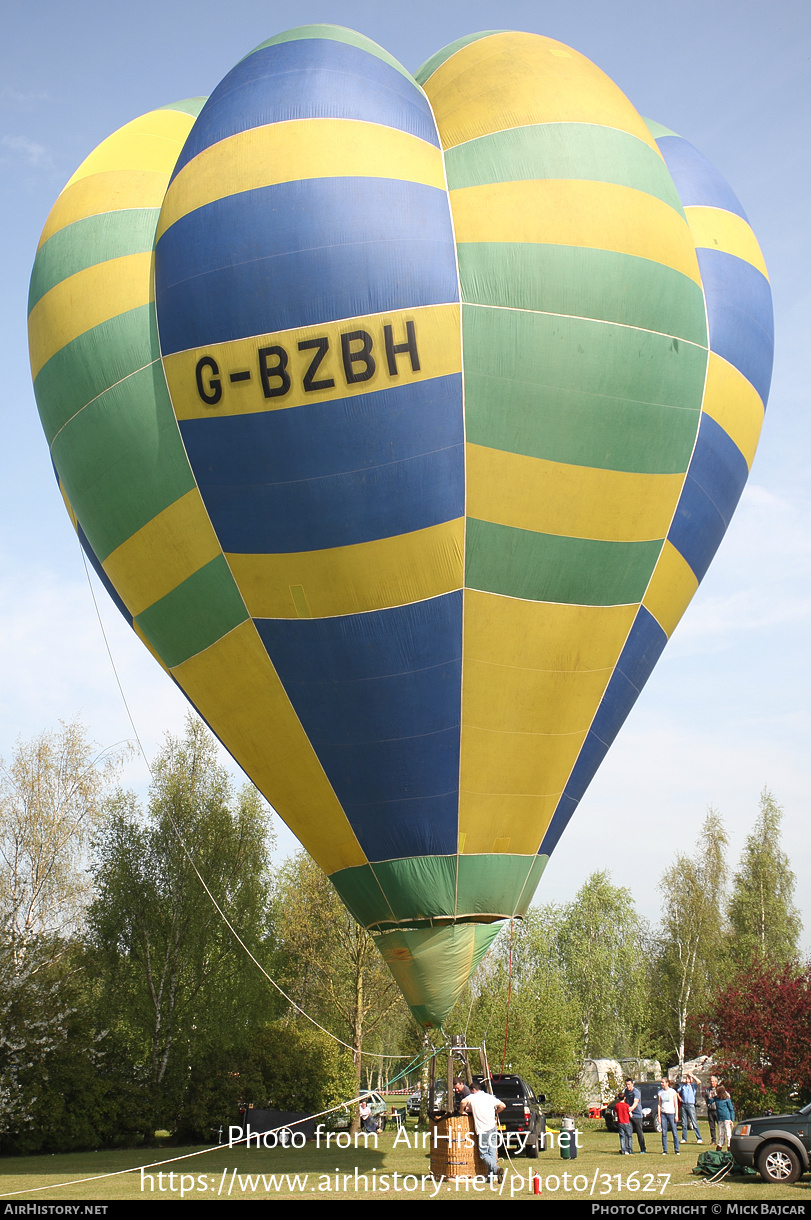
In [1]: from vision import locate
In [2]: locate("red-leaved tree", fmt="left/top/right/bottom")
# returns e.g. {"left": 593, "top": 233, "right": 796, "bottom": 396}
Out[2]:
{"left": 703, "top": 960, "right": 811, "bottom": 1116}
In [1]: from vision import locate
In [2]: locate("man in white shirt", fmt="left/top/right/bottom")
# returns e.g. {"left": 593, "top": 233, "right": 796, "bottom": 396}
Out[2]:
{"left": 461, "top": 1083, "right": 506, "bottom": 1181}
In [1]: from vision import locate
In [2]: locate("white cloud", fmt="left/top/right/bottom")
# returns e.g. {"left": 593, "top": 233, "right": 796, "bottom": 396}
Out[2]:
{"left": 1, "top": 134, "right": 52, "bottom": 167}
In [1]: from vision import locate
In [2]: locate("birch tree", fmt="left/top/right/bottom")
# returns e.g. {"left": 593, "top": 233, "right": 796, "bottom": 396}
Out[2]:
{"left": 655, "top": 809, "right": 728, "bottom": 1070}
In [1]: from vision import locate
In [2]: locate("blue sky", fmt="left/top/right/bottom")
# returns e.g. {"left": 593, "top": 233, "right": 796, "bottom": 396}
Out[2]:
{"left": 2, "top": 0, "right": 808, "bottom": 942}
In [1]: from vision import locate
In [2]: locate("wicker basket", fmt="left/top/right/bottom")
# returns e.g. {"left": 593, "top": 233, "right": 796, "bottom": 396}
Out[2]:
{"left": 429, "top": 1115, "right": 489, "bottom": 1179}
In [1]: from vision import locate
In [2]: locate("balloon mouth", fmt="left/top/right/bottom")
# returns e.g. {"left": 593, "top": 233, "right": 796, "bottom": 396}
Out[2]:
{"left": 374, "top": 922, "right": 504, "bottom": 1030}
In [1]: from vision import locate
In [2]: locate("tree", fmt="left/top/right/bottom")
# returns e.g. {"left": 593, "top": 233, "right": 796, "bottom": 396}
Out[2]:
{"left": 87, "top": 715, "right": 275, "bottom": 1133}
{"left": 0, "top": 721, "right": 123, "bottom": 1149}
{"left": 703, "top": 960, "right": 811, "bottom": 1114}
{"left": 459, "top": 909, "right": 585, "bottom": 1113}
{"left": 727, "top": 789, "right": 801, "bottom": 970}
{"left": 273, "top": 850, "right": 406, "bottom": 1125}
{"left": 655, "top": 808, "right": 729, "bottom": 1070}
{"left": 0, "top": 720, "right": 122, "bottom": 958}
{"left": 554, "top": 872, "right": 653, "bottom": 1060}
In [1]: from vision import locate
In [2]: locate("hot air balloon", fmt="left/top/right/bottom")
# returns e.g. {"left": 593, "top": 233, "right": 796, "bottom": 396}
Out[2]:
{"left": 28, "top": 27, "right": 773, "bottom": 1030}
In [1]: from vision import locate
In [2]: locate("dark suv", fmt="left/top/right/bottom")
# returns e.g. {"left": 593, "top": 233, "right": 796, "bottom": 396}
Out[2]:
{"left": 472, "top": 1074, "right": 547, "bottom": 1158}
{"left": 603, "top": 1082, "right": 663, "bottom": 1133}
{"left": 731, "top": 1102, "right": 811, "bottom": 1183}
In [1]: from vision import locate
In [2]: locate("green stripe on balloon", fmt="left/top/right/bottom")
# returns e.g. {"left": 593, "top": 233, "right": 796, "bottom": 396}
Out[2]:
{"left": 446, "top": 123, "right": 685, "bottom": 213}
{"left": 466, "top": 521, "right": 663, "bottom": 605}
{"left": 332, "top": 853, "right": 549, "bottom": 929}
{"left": 458, "top": 244, "right": 708, "bottom": 343}
{"left": 28, "top": 211, "right": 161, "bottom": 311}
{"left": 34, "top": 305, "right": 158, "bottom": 445}
{"left": 245, "top": 24, "right": 415, "bottom": 81}
{"left": 134, "top": 556, "right": 249, "bottom": 669}
{"left": 463, "top": 306, "right": 707, "bottom": 473}
{"left": 50, "top": 362, "right": 196, "bottom": 562}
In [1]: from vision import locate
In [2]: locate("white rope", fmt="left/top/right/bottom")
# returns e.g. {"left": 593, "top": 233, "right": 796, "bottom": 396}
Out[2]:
{"left": 79, "top": 541, "right": 411, "bottom": 1060}
{"left": 0, "top": 1093, "right": 373, "bottom": 1199}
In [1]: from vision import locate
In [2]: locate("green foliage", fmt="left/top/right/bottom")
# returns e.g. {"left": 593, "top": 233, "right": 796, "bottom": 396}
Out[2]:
{"left": 87, "top": 715, "right": 276, "bottom": 1134}
{"left": 272, "top": 850, "right": 407, "bottom": 1114}
{"left": 240, "top": 1020, "right": 357, "bottom": 1115}
{"left": 727, "top": 789, "right": 801, "bottom": 970}
{"left": 554, "top": 872, "right": 653, "bottom": 1060}
{"left": 455, "top": 909, "right": 585, "bottom": 1113}
{"left": 0, "top": 939, "right": 148, "bottom": 1154}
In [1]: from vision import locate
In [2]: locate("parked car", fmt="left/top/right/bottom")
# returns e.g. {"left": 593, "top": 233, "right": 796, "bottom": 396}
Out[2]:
{"left": 602, "top": 1082, "right": 663, "bottom": 1133}
{"left": 407, "top": 1087, "right": 446, "bottom": 1116}
{"left": 472, "top": 1074, "right": 547, "bottom": 1158}
{"left": 731, "top": 1102, "right": 811, "bottom": 1184}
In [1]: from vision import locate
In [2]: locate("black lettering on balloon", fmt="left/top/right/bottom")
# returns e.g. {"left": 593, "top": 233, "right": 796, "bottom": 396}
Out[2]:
{"left": 195, "top": 356, "right": 222, "bottom": 405}
{"left": 258, "top": 345, "right": 291, "bottom": 398}
{"left": 298, "top": 337, "right": 335, "bottom": 392}
{"left": 384, "top": 319, "right": 420, "bottom": 376}
{"left": 341, "top": 330, "right": 375, "bottom": 384}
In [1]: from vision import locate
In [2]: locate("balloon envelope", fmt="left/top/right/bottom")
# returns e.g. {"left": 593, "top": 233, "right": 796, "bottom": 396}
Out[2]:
{"left": 28, "top": 27, "right": 773, "bottom": 1028}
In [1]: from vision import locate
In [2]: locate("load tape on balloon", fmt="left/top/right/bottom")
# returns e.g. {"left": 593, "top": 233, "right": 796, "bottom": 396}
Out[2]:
{"left": 28, "top": 26, "right": 773, "bottom": 1029}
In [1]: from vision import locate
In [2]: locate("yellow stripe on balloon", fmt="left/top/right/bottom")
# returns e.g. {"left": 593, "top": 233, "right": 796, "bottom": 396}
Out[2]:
{"left": 227, "top": 517, "right": 464, "bottom": 620}
{"left": 102, "top": 489, "right": 222, "bottom": 617}
{"left": 458, "top": 791, "right": 563, "bottom": 855}
{"left": 157, "top": 118, "right": 448, "bottom": 240}
{"left": 38, "top": 171, "right": 172, "bottom": 249}
{"left": 466, "top": 443, "right": 684, "bottom": 542}
{"left": 460, "top": 727, "right": 586, "bottom": 855}
{"left": 642, "top": 538, "right": 699, "bottom": 637}
{"left": 458, "top": 591, "right": 636, "bottom": 854}
{"left": 28, "top": 252, "right": 153, "bottom": 379}
{"left": 163, "top": 303, "right": 462, "bottom": 420}
{"left": 421, "top": 31, "right": 660, "bottom": 153}
{"left": 685, "top": 205, "right": 769, "bottom": 279}
{"left": 451, "top": 179, "right": 701, "bottom": 285}
{"left": 700, "top": 351, "right": 765, "bottom": 470}
{"left": 62, "top": 109, "right": 198, "bottom": 191}
{"left": 171, "top": 620, "right": 366, "bottom": 874}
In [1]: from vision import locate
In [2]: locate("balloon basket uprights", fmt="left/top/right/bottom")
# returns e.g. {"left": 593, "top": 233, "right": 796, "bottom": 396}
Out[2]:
{"left": 424, "top": 1035, "right": 494, "bottom": 1181}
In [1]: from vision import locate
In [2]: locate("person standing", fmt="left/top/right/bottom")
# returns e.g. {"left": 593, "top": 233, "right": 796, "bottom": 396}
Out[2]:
{"left": 613, "top": 1095, "right": 633, "bottom": 1154}
{"left": 623, "top": 1078, "right": 647, "bottom": 1153}
{"left": 714, "top": 1086, "right": 735, "bottom": 1151}
{"left": 657, "top": 1077, "right": 680, "bottom": 1154}
{"left": 704, "top": 1075, "right": 720, "bottom": 1145}
{"left": 461, "top": 1083, "right": 506, "bottom": 1182}
{"left": 678, "top": 1074, "right": 703, "bottom": 1143}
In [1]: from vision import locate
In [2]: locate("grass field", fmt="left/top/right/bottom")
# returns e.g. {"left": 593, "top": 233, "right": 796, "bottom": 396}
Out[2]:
{"left": 2, "top": 1118, "right": 810, "bottom": 1203}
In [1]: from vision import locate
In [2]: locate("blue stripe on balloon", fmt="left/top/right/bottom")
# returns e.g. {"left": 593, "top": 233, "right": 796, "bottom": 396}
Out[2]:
{"left": 255, "top": 593, "right": 462, "bottom": 860}
{"left": 179, "top": 374, "right": 464, "bottom": 553}
{"left": 156, "top": 178, "right": 458, "bottom": 354}
{"left": 180, "top": 383, "right": 463, "bottom": 553}
{"left": 668, "top": 413, "right": 750, "bottom": 582}
{"left": 171, "top": 39, "right": 440, "bottom": 181}
{"left": 697, "top": 249, "right": 774, "bottom": 407}
{"left": 540, "top": 607, "right": 667, "bottom": 856}
{"left": 655, "top": 135, "right": 749, "bottom": 220}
